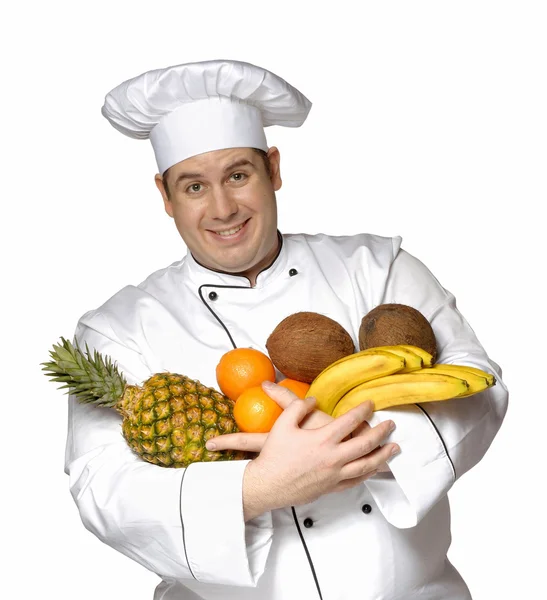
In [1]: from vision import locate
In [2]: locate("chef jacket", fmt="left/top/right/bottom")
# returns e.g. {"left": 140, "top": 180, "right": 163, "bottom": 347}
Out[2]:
{"left": 65, "top": 231, "right": 508, "bottom": 600}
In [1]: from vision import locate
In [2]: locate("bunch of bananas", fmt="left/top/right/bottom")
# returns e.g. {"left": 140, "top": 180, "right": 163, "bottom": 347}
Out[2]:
{"left": 305, "top": 345, "right": 495, "bottom": 417}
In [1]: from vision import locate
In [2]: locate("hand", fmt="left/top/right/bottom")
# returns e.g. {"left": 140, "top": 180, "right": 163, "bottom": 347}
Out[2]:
{"left": 208, "top": 382, "right": 399, "bottom": 520}
{"left": 207, "top": 382, "right": 392, "bottom": 472}
{"left": 206, "top": 381, "right": 334, "bottom": 455}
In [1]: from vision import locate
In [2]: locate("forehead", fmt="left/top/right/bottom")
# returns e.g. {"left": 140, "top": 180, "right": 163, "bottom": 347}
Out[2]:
{"left": 169, "top": 147, "right": 258, "bottom": 177}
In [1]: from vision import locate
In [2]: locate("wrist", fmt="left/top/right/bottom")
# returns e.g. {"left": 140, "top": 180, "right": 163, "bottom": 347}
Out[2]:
{"left": 243, "top": 460, "right": 275, "bottom": 521}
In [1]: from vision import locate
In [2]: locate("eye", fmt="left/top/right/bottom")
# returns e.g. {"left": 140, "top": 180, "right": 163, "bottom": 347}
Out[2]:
{"left": 229, "top": 172, "right": 247, "bottom": 182}
{"left": 186, "top": 183, "right": 203, "bottom": 194}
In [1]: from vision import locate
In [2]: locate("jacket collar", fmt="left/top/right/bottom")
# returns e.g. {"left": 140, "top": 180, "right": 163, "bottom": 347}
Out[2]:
{"left": 181, "top": 231, "right": 290, "bottom": 289}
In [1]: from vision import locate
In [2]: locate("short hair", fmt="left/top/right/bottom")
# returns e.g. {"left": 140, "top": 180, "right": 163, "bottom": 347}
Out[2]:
{"left": 162, "top": 148, "right": 271, "bottom": 199}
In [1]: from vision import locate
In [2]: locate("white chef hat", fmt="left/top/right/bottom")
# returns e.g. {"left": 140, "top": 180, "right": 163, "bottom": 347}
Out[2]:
{"left": 101, "top": 59, "right": 312, "bottom": 174}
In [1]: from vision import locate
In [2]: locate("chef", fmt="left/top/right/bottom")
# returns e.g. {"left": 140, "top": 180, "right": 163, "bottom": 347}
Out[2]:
{"left": 66, "top": 59, "right": 508, "bottom": 599}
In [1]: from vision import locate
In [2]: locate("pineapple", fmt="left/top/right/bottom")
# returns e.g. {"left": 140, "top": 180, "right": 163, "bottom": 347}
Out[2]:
{"left": 42, "top": 338, "right": 250, "bottom": 467}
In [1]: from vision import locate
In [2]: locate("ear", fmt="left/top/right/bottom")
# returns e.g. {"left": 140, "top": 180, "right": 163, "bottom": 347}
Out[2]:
{"left": 267, "top": 146, "right": 282, "bottom": 191}
{"left": 155, "top": 173, "right": 174, "bottom": 218}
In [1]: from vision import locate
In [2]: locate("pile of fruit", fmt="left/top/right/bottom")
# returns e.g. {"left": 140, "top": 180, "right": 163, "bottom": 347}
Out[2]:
{"left": 41, "top": 339, "right": 305, "bottom": 468}
{"left": 266, "top": 305, "right": 494, "bottom": 419}
{"left": 215, "top": 346, "right": 310, "bottom": 433}
{"left": 42, "top": 303, "right": 495, "bottom": 469}
{"left": 306, "top": 344, "right": 494, "bottom": 418}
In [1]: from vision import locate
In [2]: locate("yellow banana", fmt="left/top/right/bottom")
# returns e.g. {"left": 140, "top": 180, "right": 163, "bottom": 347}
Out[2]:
{"left": 398, "top": 345, "right": 434, "bottom": 367}
{"left": 428, "top": 363, "right": 496, "bottom": 387}
{"left": 417, "top": 365, "right": 494, "bottom": 396}
{"left": 332, "top": 372, "right": 469, "bottom": 416}
{"left": 368, "top": 346, "right": 424, "bottom": 371}
{"left": 306, "top": 350, "right": 405, "bottom": 415}
{"left": 313, "top": 345, "right": 424, "bottom": 373}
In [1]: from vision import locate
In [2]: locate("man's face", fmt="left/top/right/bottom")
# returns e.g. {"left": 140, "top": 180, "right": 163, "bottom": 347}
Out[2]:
{"left": 156, "top": 147, "right": 282, "bottom": 277}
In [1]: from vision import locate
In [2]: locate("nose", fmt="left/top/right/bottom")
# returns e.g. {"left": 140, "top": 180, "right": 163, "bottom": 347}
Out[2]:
{"left": 210, "top": 186, "right": 239, "bottom": 221}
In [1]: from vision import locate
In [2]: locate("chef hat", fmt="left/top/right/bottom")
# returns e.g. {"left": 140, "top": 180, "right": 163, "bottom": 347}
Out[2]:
{"left": 101, "top": 59, "right": 312, "bottom": 174}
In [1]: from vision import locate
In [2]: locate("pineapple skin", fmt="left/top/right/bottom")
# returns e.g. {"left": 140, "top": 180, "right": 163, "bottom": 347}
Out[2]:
{"left": 118, "top": 373, "right": 250, "bottom": 468}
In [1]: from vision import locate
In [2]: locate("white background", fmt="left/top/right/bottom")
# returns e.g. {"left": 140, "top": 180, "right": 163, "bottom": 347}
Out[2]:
{"left": 2, "top": 1, "right": 545, "bottom": 598}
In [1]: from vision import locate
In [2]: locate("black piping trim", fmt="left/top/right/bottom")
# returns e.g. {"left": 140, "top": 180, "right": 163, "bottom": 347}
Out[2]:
{"left": 196, "top": 232, "right": 287, "bottom": 350}
{"left": 179, "top": 465, "right": 197, "bottom": 579}
{"left": 192, "top": 231, "right": 284, "bottom": 279}
{"left": 196, "top": 233, "right": 319, "bottom": 592}
{"left": 416, "top": 403, "right": 457, "bottom": 480}
{"left": 198, "top": 284, "right": 243, "bottom": 349}
{"left": 290, "top": 507, "right": 323, "bottom": 600}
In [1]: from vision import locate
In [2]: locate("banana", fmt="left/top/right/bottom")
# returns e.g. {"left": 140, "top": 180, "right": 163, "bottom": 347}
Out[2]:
{"left": 367, "top": 346, "right": 424, "bottom": 371}
{"left": 417, "top": 365, "right": 494, "bottom": 396}
{"left": 398, "top": 345, "right": 434, "bottom": 367}
{"left": 428, "top": 363, "right": 496, "bottom": 387}
{"left": 332, "top": 372, "right": 469, "bottom": 416}
{"left": 311, "top": 345, "right": 424, "bottom": 374}
{"left": 306, "top": 350, "right": 406, "bottom": 415}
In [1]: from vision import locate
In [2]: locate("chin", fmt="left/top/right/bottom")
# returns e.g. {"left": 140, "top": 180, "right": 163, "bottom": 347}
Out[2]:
{"left": 213, "top": 247, "right": 260, "bottom": 271}
{"left": 217, "top": 260, "right": 254, "bottom": 274}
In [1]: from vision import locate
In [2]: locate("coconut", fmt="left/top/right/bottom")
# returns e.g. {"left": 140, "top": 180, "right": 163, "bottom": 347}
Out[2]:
{"left": 358, "top": 303, "right": 437, "bottom": 362}
{"left": 266, "top": 312, "right": 356, "bottom": 383}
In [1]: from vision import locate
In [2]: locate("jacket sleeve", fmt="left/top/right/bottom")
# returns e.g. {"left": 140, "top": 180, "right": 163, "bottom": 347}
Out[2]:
{"left": 363, "top": 248, "right": 509, "bottom": 528}
{"left": 65, "top": 311, "right": 273, "bottom": 586}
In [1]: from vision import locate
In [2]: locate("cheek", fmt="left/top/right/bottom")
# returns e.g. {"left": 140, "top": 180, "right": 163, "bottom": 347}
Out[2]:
{"left": 171, "top": 204, "right": 203, "bottom": 236}
{"left": 260, "top": 193, "right": 277, "bottom": 221}
{"left": 238, "top": 187, "right": 275, "bottom": 215}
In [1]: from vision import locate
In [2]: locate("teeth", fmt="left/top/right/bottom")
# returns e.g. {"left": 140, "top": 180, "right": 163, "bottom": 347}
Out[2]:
{"left": 216, "top": 223, "right": 244, "bottom": 236}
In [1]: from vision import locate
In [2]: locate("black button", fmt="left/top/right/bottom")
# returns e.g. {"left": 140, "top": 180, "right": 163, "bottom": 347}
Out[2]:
{"left": 303, "top": 518, "right": 313, "bottom": 528}
{"left": 361, "top": 504, "right": 372, "bottom": 514}
{"left": 289, "top": 268, "right": 298, "bottom": 277}
{"left": 208, "top": 291, "right": 218, "bottom": 301}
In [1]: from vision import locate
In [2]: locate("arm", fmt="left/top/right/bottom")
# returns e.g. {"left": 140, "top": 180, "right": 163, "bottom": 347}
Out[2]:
{"left": 207, "top": 383, "right": 399, "bottom": 520}
{"left": 65, "top": 311, "right": 273, "bottom": 586}
{"left": 363, "top": 249, "right": 509, "bottom": 528}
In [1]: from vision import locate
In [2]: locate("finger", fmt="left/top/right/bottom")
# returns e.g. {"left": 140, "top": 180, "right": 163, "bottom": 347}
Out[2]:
{"left": 300, "top": 407, "right": 333, "bottom": 430}
{"left": 339, "top": 419, "right": 395, "bottom": 463}
{"left": 276, "top": 396, "right": 316, "bottom": 427}
{"left": 205, "top": 432, "right": 267, "bottom": 452}
{"left": 351, "top": 419, "right": 372, "bottom": 438}
{"left": 323, "top": 400, "right": 374, "bottom": 442}
{"left": 339, "top": 443, "right": 400, "bottom": 480}
{"left": 343, "top": 419, "right": 371, "bottom": 441}
{"left": 261, "top": 380, "right": 300, "bottom": 409}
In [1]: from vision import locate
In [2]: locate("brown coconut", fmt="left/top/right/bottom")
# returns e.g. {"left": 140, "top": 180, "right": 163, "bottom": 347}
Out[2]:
{"left": 358, "top": 303, "right": 437, "bottom": 362}
{"left": 266, "top": 312, "right": 356, "bottom": 383}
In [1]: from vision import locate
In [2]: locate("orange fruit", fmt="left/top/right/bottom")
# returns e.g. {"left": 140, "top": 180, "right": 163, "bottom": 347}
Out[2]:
{"left": 216, "top": 347, "right": 276, "bottom": 401}
{"left": 278, "top": 378, "right": 311, "bottom": 399}
{"left": 233, "top": 386, "right": 283, "bottom": 433}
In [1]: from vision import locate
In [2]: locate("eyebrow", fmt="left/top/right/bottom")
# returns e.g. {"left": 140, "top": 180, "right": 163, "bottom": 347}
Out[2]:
{"left": 173, "top": 158, "right": 256, "bottom": 188}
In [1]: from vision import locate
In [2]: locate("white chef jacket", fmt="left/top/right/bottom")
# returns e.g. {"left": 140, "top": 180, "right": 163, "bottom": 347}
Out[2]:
{"left": 65, "top": 232, "right": 508, "bottom": 600}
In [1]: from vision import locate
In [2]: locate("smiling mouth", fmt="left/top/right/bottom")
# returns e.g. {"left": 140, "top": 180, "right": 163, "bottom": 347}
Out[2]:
{"left": 211, "top": 219, "right": 249, "bottom": 237}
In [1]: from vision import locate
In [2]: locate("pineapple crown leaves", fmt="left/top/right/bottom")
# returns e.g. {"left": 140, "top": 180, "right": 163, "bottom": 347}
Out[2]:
{"left": 41, "top": 337, "right": 127, "bottom": 408}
